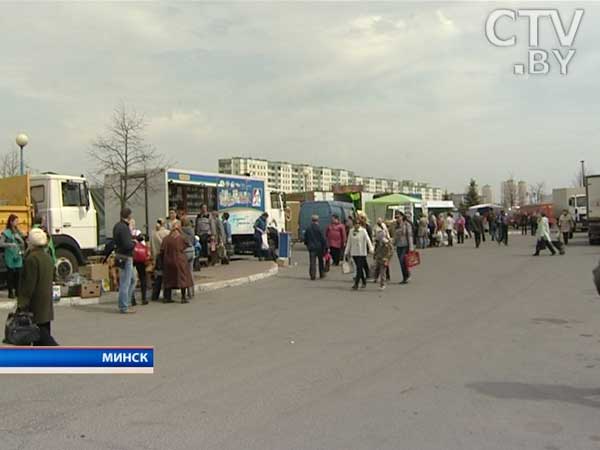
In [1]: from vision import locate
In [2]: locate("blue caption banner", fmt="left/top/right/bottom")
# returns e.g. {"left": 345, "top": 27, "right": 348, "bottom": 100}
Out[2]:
{"left": 0, "top": 347, "right": 154, "bottom": 374}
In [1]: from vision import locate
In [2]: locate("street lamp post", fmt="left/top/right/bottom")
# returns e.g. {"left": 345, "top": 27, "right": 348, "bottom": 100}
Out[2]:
{"left": 16, "top": 133, "right": 29, "bottom": 176}
{"left": 302, "top": 168, "right": 310, "bottom": 202}
{"left": 581, "top": 160, "right": 586, "bottom": 187}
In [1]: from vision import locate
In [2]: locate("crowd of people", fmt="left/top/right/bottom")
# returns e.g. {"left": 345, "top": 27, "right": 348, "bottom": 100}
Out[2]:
{"left": 415, "top": 210, "right": 512, "bottom": 248}
{"left": 302, "top": 207, "right": 576, "bottom": 290}
{"left": 0, "top": 201, "right": 579, "bottom": 345}
{"left": 303, "top": 211, "right": 416, "bottom": 290}
{"left": 112, "top": 204, "right": 240, "bottom": 314}
{"left": 0, "top": 202, "right": 276, "bottom": 334}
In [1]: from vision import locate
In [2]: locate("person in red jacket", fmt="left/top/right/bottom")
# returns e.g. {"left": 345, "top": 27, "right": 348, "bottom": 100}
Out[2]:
{"left": 326, "top": 214, "right": 347, "bottom": 266}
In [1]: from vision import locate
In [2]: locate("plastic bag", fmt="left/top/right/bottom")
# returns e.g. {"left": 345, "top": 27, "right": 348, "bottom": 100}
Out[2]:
{"left": 404, "top": 251, "right": 421, "bottom": 268}
{"left": 341, "top": 260, "right": 353, "bottom": 274}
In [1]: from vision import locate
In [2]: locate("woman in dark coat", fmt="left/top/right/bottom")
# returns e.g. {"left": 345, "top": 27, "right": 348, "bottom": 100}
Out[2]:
{"left": 17, "top": 228, "right": 58, "bottom": 346}
{"left": 160, "top": 224, "right": 193, "bottom": 304}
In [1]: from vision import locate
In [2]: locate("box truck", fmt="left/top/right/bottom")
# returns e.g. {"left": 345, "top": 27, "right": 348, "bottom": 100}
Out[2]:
{"left": 586, "top": 175, "right": 600, "bottom": 244}
{"left": 104, "top": 168, "right": 286, "bottom": 254}
{"left": 552, "top": 187, "right": 587, "bottom": 231}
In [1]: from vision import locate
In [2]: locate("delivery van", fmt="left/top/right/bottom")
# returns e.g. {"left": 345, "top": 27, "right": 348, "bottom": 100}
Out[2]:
{"left": 298, "top": 201, "right": 355, "bottom": 242}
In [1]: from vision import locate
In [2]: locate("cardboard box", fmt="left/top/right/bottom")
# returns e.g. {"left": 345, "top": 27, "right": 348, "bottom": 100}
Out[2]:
{"left": 81, "top": 281, "right": 102, "bottom": 299}
{"left": 277, "top": 258, "right": 290, "bottom": 267}
{"left": 60, "top": 285, "right": 81, "bottom": 298}
{"left": 80, "top": 263, "right": 109, "bottom": 282}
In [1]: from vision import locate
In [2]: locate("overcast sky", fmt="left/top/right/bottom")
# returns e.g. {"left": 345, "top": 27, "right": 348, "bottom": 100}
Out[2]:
{"left": 1, "top": 2, "right": 598, "bottom": 195}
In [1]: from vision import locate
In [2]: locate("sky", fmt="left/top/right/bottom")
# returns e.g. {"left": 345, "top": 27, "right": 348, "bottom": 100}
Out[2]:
{"left": 0, "top": 1, "right": 599, "bottom": 196}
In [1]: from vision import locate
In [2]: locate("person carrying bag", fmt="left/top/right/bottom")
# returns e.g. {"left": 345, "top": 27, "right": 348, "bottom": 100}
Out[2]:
{"left": 15, "top": 228, "right": 58, "bottom": 346}
{"left": 392, "top": 212, "right": 414, "bottom": 284}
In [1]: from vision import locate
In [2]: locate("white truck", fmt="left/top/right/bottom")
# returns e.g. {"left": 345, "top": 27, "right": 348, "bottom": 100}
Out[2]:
{"left": 552, "top": 187, "right": 587, "bottom": 231}
{"left": 104, "top": 168, "right": 286, "bottom": 253}
{"left": 586, "top": 175, "right": 600, "bottom": 244}
{"left": 0, "top": 173, "right": 99, "bottom": 281}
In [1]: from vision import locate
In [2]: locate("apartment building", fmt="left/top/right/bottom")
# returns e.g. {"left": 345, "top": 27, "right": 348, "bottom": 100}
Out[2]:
{"left": 501, "top": 179, "right": 528, "bottom": 209}
{"left": 481, "top": 185, "right": 494, "bottom": 204}
{"left": 517, "top": 180, "right": 529, "bottom": 206}
{"left": 218, "top": 157, "right": 443, "bottom": 201}
{"left": 314, "top": 167, "right": 333, "bottom": 191}
{"left": 332, "top": 169, "right": 353, "bottom": 186}
{"left": 268, "top": 161, "right": 293, "bottom": 193}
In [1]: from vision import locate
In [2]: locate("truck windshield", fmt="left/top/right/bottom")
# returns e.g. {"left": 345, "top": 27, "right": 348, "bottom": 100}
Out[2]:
{"left": 31, "top": 185, "right": 46, "bottom": 208}
{"left": 577, "top": 197, "right": 587, "bottom": 207}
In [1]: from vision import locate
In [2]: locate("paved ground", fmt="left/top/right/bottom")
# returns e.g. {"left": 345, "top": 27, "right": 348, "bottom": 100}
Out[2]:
{"left": 1, "top": 234, "right": 599, "bottom": 450}
{"left": 0, "top": 258, "right": 277, "bottom": 309}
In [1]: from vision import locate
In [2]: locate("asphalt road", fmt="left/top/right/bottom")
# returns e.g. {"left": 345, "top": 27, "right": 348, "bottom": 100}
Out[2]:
{"left": 1, "top": 233, "right": 600, "bottom": 450}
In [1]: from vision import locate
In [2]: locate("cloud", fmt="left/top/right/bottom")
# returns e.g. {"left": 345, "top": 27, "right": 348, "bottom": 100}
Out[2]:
{"left": 0, "top": 2, "right": 599, "bottom": 195}
{"left": 436, "top": 9, "right": 455, "bottom": 29}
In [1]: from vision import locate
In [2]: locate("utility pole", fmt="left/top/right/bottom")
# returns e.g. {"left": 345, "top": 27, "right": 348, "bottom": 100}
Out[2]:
{"left": 580, "top": 160, "right": 586, "bottom": 187}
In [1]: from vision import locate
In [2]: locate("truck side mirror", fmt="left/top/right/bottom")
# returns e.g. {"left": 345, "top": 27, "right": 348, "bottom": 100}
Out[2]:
{"left": 83, "top": 181, "right": 91, "bottom": 211}
{"left": 280, "top": 193, "right": 287, "bottom": 209}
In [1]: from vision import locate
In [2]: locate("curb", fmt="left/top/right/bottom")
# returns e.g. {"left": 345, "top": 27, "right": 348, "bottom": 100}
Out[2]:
{"left": 0, "top": 264, "right": 279, "bottom": 311}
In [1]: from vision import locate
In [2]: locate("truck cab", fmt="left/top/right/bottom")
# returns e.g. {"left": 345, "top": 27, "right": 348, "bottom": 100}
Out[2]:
{"left": 586, "top": 175, "right": 600, "bottom": 244}
{"left": 568, "top": 194, "right": 587, "bottom": 230}
{"left": 266, "top": 191, "right": 287, "bottom": 232}
{"left": 30, "top": 173, "right": 98, "bottom": 279}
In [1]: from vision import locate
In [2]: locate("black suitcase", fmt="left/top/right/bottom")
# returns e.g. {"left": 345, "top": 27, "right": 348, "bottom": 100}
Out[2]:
{"left": 551, "top": 240, "right": 566, "bottom": 255}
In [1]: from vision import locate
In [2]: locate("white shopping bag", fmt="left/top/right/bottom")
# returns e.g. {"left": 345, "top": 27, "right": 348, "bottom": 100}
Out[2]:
{"left": 341, "top": 260, "right": 353, "bottom": 274}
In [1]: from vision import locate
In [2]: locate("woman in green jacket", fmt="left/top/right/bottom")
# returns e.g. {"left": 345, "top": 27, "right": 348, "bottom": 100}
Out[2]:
{"left": 0, "top": 214, "right": 25, "bottom": 298}
{"left": 18, "top": 228, "right": 58, "bottom": 345}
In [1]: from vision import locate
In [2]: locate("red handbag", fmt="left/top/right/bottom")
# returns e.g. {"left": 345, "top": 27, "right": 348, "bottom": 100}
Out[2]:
{"left": 404, "top": 250, "right": 421, "bottom": 268}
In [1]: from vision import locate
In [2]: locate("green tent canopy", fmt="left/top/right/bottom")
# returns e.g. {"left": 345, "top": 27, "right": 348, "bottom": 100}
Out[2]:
{"left": 368, "top": 194, "right": 421, "bottom": 204}
{"left": 364, "top": 193, "right": 421, "bottom": 225}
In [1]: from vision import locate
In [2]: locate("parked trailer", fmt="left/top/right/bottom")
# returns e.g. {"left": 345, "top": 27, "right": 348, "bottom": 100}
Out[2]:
{"left": 104, "top": 168, "right": 286, "bottom": 254}
{"left": 586, "top": 175, "right": 600, "bottom": 244}
{"left": 515, "top": 203, "right": 556, "bottom": 225}
{"left": 552, "top": 187, "right": 587, "bottom": 231}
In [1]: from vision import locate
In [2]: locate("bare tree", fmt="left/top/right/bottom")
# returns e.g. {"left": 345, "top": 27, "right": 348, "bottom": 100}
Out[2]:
{"left": 0, "top": 149, "right": 20, "bottom": 178}
{"left": 89, "top": 104, "right": 165, "bottom": 209}
{"left": 572, "top": 164, "right": 594, "bottom": 188}
{"left": 530, "top": 181, "right": 546, "bottom": 204}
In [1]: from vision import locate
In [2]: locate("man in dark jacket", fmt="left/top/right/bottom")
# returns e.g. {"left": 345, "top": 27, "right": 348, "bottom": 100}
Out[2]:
{"left": 304, "top": 215, "right": 327, "bottom": 280}
{"left": 254, "top": 212, "right": 269, "bottom": 261}
{"left": 472, "top": 212, "right": 484, "bottom": 248}
{"left": 113, "top": 208, "right": 137, "bottom": 314}
{"left": 195, "top": 204, "right": 211, "bottom": 259}
{"left": 18, "top": 228, "right": 58, "bottom": 346}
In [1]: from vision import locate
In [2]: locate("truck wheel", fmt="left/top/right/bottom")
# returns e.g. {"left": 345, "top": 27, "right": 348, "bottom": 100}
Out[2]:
{"left": 55, "top": 248, "right": 79, "bottom": 281}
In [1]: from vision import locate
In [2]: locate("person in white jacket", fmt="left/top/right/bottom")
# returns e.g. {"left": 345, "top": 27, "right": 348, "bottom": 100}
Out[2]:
{"left": 445, "top": 213, "right": 455, "bottom": 247}
{"left": 533, "top": 212, "right": 556, "bottom": 256}
{"left": 344, "top": 219, "right": 374, "bottom": 290}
